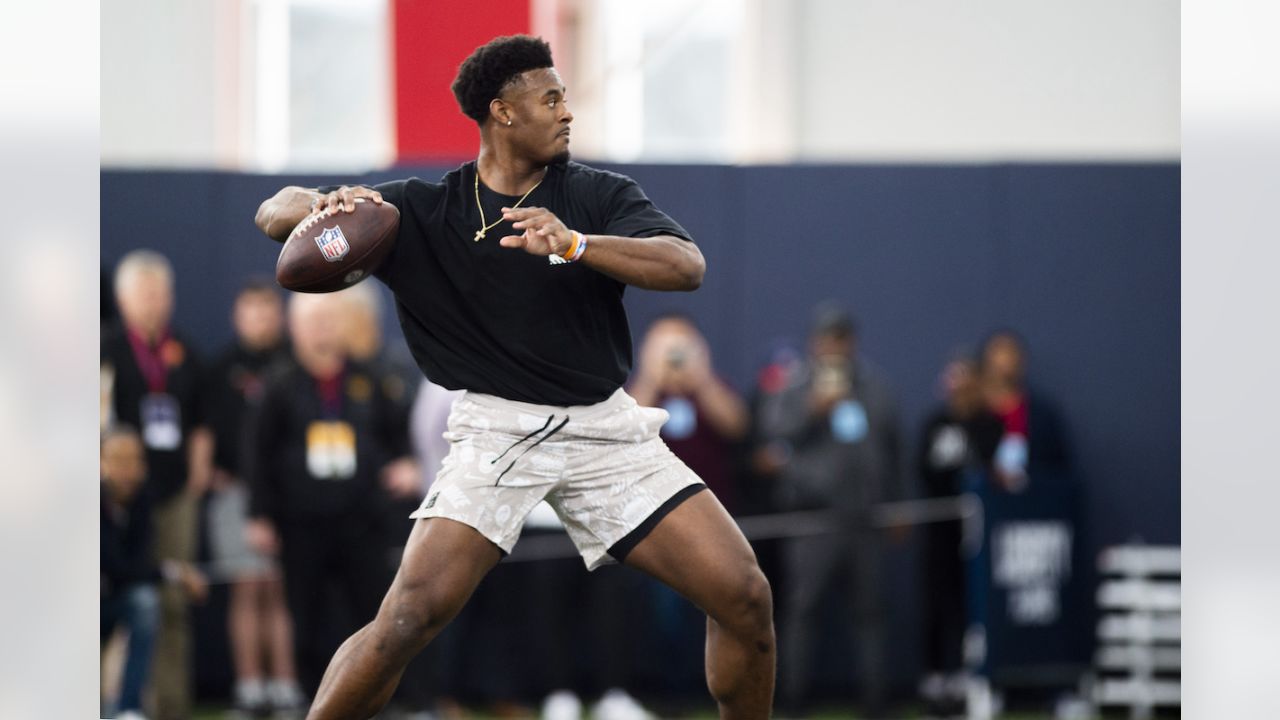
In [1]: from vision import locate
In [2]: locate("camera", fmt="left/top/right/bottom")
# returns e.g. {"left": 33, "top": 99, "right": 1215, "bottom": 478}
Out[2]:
{"left": 813, "top": 354, "right": 851, "bottom": 396}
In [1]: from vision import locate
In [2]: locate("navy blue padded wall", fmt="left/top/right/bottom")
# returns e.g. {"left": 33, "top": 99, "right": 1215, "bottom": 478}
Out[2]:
{"left": 1000, "top": 165, "right": 1180, "bottom": 548}
{"left": 101, "top": 162, "right": 1179, "bottom": 549}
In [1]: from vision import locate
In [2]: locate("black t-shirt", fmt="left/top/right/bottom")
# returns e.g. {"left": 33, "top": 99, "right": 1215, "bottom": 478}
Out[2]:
{"left": 101, "top": 322, "right": 206, "bottom": 502}
{"left": 205, "top": 342, "right": 290, "bottom": 476}
{"left": 364, "top": 161, "right": 692, "bottom": 407}
{"left": 917, "top": 407, "right": 1004, "bottom": 497}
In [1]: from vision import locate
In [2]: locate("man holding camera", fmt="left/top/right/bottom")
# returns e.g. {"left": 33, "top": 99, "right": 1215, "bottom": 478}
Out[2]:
{"left": 756, "top": 304, "right": 904, "bottom": 717}
{"left": 630, "top": 314, "right": 749, "bottom": 512}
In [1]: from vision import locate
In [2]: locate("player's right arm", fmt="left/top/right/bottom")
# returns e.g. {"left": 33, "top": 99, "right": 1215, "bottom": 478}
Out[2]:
{"left": 254, "top": 185, "right": 384, "bottom": 242}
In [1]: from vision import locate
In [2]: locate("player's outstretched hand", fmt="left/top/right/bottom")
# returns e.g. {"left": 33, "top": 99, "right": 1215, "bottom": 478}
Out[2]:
{"left": 313, "top": 185, "right": 384, "bottom": 215}
{"left": 499, "top": 206, "right": 571, "bottom": 256}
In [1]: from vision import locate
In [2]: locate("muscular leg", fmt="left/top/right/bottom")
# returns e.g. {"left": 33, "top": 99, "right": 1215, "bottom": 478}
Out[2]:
{"left": 623, "top": 490, "right": 775, "bottom": 720}
{"left": 305, "top": 518, "right": 502, "bottom": 720}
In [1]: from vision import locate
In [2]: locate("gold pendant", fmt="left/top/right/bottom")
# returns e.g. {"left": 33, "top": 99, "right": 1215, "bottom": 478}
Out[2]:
{"left": 473, "top": 229, "right": 485, "bottom": 242}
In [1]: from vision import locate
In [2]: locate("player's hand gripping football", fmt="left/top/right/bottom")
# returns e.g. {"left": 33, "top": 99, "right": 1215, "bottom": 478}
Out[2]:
{"left": 500, "top": 206, "right": 573, "bottom": 257}
{"left": 313, "top": 185, "right": 384, "bottom": 215}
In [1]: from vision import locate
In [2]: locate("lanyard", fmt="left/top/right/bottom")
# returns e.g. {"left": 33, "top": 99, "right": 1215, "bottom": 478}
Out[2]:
{"left": 316, "top": 369, "right": 345, "bottom": 419}
{"left": 126, "top": 327, "right": 171, "bottom": 394}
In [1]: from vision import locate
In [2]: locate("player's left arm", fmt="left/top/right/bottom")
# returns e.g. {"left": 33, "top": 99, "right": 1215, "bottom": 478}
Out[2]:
{"left": 500, "top": 206, "right": 704, "bottom": 292}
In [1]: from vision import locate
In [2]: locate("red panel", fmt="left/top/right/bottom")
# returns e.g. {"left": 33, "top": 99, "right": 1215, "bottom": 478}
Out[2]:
{"left": 393, "top": 0, "right": 532, "bottom": 164}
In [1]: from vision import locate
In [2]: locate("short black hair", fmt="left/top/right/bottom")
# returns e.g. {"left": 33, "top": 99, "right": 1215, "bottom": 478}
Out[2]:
{"left": 811, "top": 301, "right": 857, "bottom": 340}
{"left": 238, "top": 275, "right": 280, "bottom": 297}
{"left": 977, "top": 327, "right": 1028, "bottom": 370}
{"left": 979, "top": 327, "right": 1027, "bottom": 353}
{"left": 452, "top": 35, "right": 554, "bottom": 125}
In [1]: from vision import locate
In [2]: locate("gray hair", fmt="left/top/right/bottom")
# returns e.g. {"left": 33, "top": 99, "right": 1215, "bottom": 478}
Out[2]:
{"left": 338, "top": 281, "right": 383, "bottom": 323}
{"left": 113, "top": 249, "right": 174, "bottom": 292}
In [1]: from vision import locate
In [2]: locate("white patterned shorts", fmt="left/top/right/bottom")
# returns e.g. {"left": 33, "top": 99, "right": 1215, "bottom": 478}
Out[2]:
{"left": 410, "top": 388, "right": 705, "bottom": 570}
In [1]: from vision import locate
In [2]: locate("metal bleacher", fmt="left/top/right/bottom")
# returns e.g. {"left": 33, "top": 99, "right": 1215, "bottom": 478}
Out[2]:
{"left": 1091, "top": 545, "right": 1182, "bottom": 718}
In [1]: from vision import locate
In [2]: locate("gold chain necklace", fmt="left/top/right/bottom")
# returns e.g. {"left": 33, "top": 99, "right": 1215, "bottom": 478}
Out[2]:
{"left": 473, "top": 166, "right": 544, "bottom": 242}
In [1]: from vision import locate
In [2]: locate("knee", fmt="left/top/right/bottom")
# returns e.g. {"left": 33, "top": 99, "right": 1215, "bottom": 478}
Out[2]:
{"left": 382, "top": 609, "right": 432, "bottom": 655}
{"left": 377, "top": 581, "right": 461, "bottom": 652}
{"left": 717, "top": 566, "right": 774, "bottom": 639}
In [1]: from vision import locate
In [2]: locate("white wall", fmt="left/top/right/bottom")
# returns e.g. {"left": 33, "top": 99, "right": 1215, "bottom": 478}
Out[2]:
{"left": 788, "top": 0, "right": 1179, "bottom": 161}
{"left": 101, "top": 0, "right": 391, "bottom": 171}
{"left": 101, "top": 0, "right": 222, "bottom": 167}
{"left": 101, "top": 0, "right": 1180, "bottom": 168}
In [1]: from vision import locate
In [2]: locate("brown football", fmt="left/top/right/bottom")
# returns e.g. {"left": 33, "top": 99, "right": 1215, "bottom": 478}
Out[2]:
{"left": 276, "top": 198, "right": 400, "bottom": 293}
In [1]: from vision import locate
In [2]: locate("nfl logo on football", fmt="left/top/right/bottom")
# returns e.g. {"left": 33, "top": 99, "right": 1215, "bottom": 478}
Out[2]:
{"left": 315, "top": 226, "right": 351, "bottom": 262}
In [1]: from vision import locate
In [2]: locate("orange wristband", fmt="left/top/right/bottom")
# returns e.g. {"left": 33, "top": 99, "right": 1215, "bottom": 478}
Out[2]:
{"left": 561, "top": 231, "right": 587, "bottom": 262}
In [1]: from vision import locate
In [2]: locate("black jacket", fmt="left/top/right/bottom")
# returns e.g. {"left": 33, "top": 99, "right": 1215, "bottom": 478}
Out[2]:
{"left": 205, "top": 341, "right": 290, "bottom": 477}
{"left": 100, "top": 322, "right": 206, "bottom": 502}
{"left": 758, "top": 357, "right": 905, "bottom": 517}
{"left": 245, "top": 358, "right": 412, "bottom": 525}
{"left": 101, "top": 485, "right": 161, "bottom": 596}
{"left": 918, "top": 407, "right": 1005, "bottom": 498}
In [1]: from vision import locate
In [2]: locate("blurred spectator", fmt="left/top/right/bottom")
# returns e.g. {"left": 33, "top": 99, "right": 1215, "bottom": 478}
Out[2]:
{"left": 336, "top": 282, "right": 422, "bottom": 512}
{"left": 101, "top": 425, "right": 207, "bottom": 720}
{"left": 243, "top": 292, "right": 416, "bottom": 701}
{"left": 101, "top": 250, "right": 212, "bottom": 720}
{"left": 410, "top": 378, "right": 463, "bottom": 492}
{"left": 337, "top": 282, "right": 417, "bottom": 411}
{"left": 627, "top": 314, "right": 750, "bottom": 704}
{"left": 203, "top": 279, "right": 303, "bottom": 717}
{"left": 738, "top": 342, "right": 806, "bottom": 644}
{"left": 403, "top": 379, "right": 472, "bottom": 713}
{"left": 102, "top": 268, "right": 118, "bottom": 326}
{"left": 743, "top": 342, "right": 804, "bottom": 514}
{"left": 917, "top": 354, "right": 1003, "bottom": 714}
{"left": 630, "top": 313, "right": 749, "bottom": 512}
{"left": 978, "top": 330, "right": 1071, "bottom": 492}
{"left": 757, "top": 304, "right": 904, "bottom": 716}
{"left": 524, "top": 552, "right": 654, "bottom": 720}
{"left": 334, "top": 283, "right": 438, "bottom": 715}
